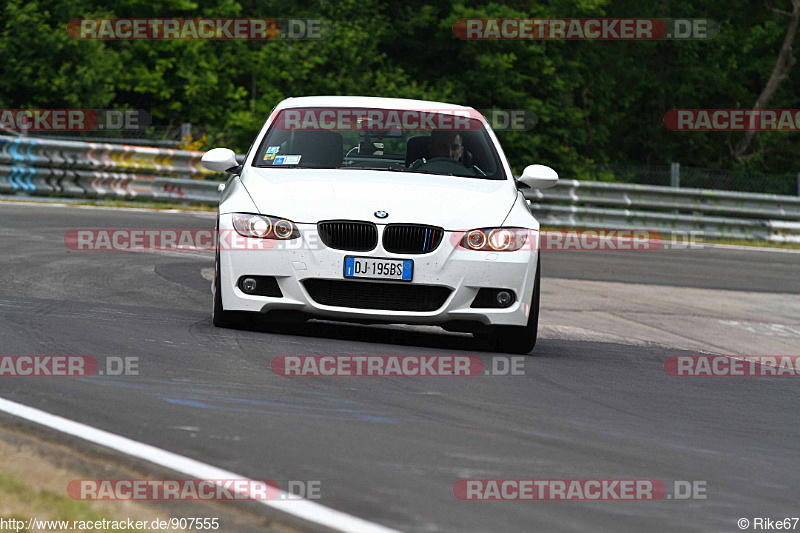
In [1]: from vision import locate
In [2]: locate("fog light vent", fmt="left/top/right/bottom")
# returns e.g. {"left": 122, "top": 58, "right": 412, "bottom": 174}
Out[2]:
{"left": 241, "top": 278, "right": 257, "bottom": 294}
{"left": 470, "top": 288, "right": 516, "bottom": 308}
{"left": 496, "top": 291, "right": 512, "bottom": 306}
{"left": 237, "top": 276, "right": 283, "bottom": 297}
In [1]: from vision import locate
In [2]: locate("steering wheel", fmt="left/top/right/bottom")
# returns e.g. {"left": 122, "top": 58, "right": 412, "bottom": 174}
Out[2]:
{"left": 413, "top": 157, "right": 467, "bottom": 171}
{"left": 423, "top": 156, "right": 465, "bottom": 166}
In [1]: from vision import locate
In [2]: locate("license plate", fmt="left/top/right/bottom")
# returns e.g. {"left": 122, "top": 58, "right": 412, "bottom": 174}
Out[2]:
{"left": 344, "top": 256, "right": 413, "bottom": 281}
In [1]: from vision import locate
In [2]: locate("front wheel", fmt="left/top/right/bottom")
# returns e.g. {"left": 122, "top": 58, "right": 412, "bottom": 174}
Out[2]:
{"left": 212, "top": 230, "right": 238, "bottom": 328}
{"left": 482, "top": 255, "right": 541, "bottom": 355}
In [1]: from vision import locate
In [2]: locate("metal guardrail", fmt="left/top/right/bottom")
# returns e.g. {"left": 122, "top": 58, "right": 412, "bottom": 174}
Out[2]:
{"left": 0, "top": 164, "right": 221, "bottom": 202}
{"left": 0, "top": 135, "right": 220, "bottom": 200}
{"left": 527, "top": 180, "right": 800, "bottom": 220}
{"left": 524, "top": 180, "right": 800, "bottom": 243}
{"left": 1, "top": 136, "right": 798, "bottom": 242}
{"left": 0, "top": 135, "right": 211, "bottom": 175}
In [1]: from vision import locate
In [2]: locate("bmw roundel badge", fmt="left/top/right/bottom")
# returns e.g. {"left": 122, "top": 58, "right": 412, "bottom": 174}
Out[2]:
{"left": 374, "top": 210, "right": 389, "bottom": 219}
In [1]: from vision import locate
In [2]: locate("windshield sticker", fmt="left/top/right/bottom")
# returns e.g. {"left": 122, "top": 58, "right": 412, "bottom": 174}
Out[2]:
{"left": 263, "top": 153, "right": 276, "bottom": 161}
{"left": 266, "top": 146, "right": 280, "bottom": 154}
{"left": 283, "top": 155, "right": 301, "bottom": 164}
{"left": 273, "top": 156, "right": 286, "bottom": 165}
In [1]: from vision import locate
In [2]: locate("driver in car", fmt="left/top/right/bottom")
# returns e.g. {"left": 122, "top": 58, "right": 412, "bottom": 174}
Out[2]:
{"left": 408, "top": 129, "right": 485, "bottom": 176}
{"left": 409, "top": 130, "right": 465, "bottom": 169}
{"left": 429, "top": 130, "right": 464, "bottom": 162}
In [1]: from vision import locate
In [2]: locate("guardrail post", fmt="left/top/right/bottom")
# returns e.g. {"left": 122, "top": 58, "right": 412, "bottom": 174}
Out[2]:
{"left": 670, "top": 162, "right": 680, "bottom": 188}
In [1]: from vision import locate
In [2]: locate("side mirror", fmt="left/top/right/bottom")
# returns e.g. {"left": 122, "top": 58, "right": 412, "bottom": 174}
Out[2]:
{"left": 201, "top": 148, "right": 239, "bottom": 173}
{"left": 518, "top": 164, "right": 558, "bottom": 190}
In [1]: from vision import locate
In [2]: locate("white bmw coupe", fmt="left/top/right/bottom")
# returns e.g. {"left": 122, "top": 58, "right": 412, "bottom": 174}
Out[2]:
{"left": 201, "top": 96, "right": 558, "bottom": 353}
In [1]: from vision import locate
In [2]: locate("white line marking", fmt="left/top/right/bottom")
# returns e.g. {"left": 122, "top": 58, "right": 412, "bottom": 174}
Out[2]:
{"left": 642, "top": 239, "right": 800, "bottom": 254}
{"left": 0, "top": 397, "right": 401, "bottom": 533}
{"left": 719, "top": 320, "right": 800, "bottom": 339}
{"left": 0, "top": 197, "right": 215, "bottom": 216}
{"left": 703, "top": 243, "right": 800, "bottom": 254}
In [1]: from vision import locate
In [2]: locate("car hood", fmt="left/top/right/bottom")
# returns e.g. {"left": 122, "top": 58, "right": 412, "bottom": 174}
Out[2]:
{"left": 240, "top": 168, "right": 517, "bottom": 230}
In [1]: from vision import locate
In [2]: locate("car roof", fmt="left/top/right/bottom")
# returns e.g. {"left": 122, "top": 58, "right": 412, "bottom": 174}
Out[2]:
{"left": 275, "top": 96, "right": 475, "bottom": 112}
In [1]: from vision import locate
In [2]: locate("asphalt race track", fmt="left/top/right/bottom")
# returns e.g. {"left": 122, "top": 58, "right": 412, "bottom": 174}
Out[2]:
{"left": 0, "top": 202, "right": 798, "bottom": 532}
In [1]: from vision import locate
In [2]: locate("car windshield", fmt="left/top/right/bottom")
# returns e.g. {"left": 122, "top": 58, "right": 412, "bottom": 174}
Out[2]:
{"left": 252, "top": 107, "right": 506, "bottom": 180}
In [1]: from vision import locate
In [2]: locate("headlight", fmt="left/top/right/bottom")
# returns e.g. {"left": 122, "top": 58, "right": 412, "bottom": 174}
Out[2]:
{"left": 460, "top": 228, "right": 529, "bottom": 251}
{"left": 232, "top": 213, "right": 300, "bottom": 239}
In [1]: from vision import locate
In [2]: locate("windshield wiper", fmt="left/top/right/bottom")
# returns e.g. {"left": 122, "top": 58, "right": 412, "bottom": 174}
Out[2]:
{"left": 342, "top": 166, "right": 458, "bottom": 176}
{"left": 405, "top": 169, "right": 456, "bottom": 176}
{"left": 256, "top": 163, "right": 329, "bottom": 169}
{"left": 341, "top": 166, "right": 410, "bottom": 172}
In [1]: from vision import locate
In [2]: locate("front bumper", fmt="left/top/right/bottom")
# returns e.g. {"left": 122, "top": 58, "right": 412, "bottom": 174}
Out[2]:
{"left": 217, "top": 214, "right": 538, "bottom": 327}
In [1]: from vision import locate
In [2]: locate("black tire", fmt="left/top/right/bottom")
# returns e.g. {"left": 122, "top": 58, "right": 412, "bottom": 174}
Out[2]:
{"left": 483, "top": 254, "right": 541, "bottom": 355}
{"left": 212, "top": 227, "right": 237, "bottom": 328}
